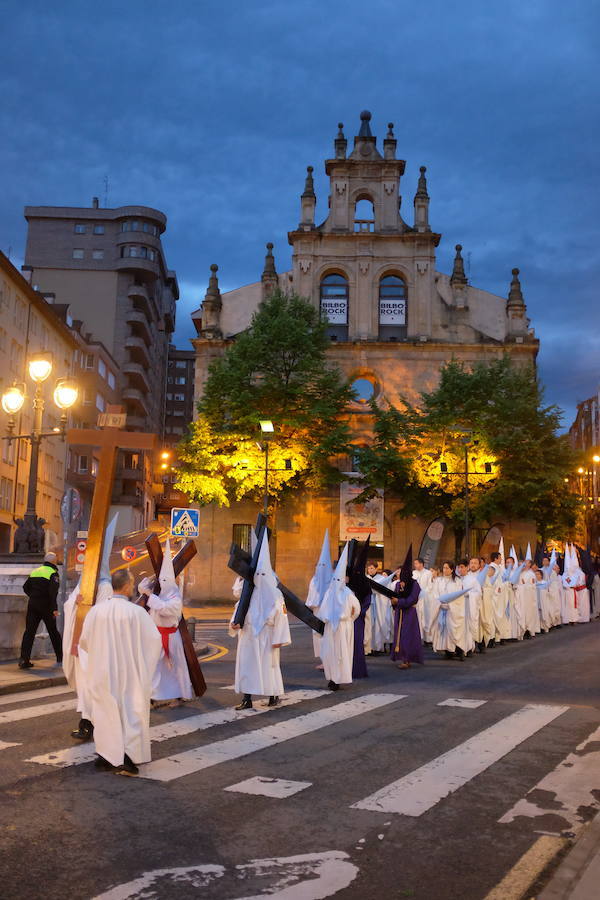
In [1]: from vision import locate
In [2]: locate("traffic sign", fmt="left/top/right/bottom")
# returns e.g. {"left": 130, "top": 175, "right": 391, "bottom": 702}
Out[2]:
{"left": 61, "top": 487, "right": 81, "bottom": 524}
{"left": 75, "top": 531, "right": 88, "bottom": 572}
{"left": 121, "top": 546, "right": 137, "bottom": 562}
{"left": 170, "top": 507, "right": 200, "bottom": 538}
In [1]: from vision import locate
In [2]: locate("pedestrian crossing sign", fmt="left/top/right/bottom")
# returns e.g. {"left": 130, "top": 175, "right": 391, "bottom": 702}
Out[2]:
{"left": 170, "top": 507, "right": 200, "bottom": 538}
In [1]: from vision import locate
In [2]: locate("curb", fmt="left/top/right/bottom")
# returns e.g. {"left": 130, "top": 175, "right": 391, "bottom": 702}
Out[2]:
{"left": 539, "top": 813, "right": 600, "bottom": 899}
{"left": 0, "top": 673, "right": 68, "bottom": 696}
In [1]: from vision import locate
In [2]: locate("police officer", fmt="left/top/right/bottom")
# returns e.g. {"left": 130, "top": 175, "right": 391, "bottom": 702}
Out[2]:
{"left": 19, "top": 551, "right": 62, "bottom": 669}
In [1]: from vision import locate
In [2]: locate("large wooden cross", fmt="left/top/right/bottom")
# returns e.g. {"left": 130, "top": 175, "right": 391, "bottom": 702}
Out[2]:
{"left": 228, "top": 514, "right": 325, "bottom": 635}
{"left": 140, "top": 534, "right": 206, "bottom": 698}
{"left": 67, "top": 406, "right": 158, "bottom": 652}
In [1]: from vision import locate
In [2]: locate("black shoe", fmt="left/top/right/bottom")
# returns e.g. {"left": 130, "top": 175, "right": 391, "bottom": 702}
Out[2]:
{"left": 71, "top": 719, "right": 93, "bottom": 741}
{"left": 444, "top": 650, "right": 454, "bottom": 659}
{"left": 267, "top": 696, "right": 279, "bottom": 707}
{"left": 18, "top": 660, "right": 34, "bottom": 669}
{"left": 115, "top": 755, "right": 139, "bottom": 777}
{"left": 94, "top": 755, "right": 114, "bottom": 772}
{"left": 328, "top": 680, "right": 340, "bottom": 691}
{"left": 235, "top": 696, "right": 253, "bottom": 710}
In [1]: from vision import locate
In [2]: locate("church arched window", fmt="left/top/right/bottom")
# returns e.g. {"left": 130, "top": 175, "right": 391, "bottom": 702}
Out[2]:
{"left": 378, "top": 274, "right": 407, "bottom": 340}
{"left": 320, "top": 273, "right": 349, "bottom": 341}
{"left": 354, "top": 198, "right": 375, "bottom": 232}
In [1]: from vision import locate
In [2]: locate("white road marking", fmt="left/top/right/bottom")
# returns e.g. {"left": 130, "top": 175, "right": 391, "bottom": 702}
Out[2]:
{"left": 224, "top": 776, "right": 312, "bottom": 798}
{"left": 0, "top": 698, "right": 76, "bottom": 724}
{"left": 438, "top": 698, "right": 487, "bottom": 709}
{"left": 220, "top": 684, "right": 236, "bottom": 690}
{"left": 351, "top": 704, "right": 568, "bottom": 816}
{"left": 0, "top": 739, "right": 21, "bottom": 751}
{"left": 0, "top": 685, "right": 73, "bottom": 706}
{"left": 499, "top": 722, "right": 600, "bottom": 834}
{"left": 27, "top": 689, "right": 329, "bottom": 768}
{"left": 140, "top": 693, "right": 405, "bottom": 782}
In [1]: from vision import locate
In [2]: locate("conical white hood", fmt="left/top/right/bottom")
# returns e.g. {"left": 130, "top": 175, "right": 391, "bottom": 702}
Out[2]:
{"left": 158, "top": 539, "right": 177, "bottom": 594}
{"left": 248, "top": 532, "right": 279, "bottom": 636}
{"left": 548, "top": 548, "right": 557, "bottom": 570}
{"left": 525, "top": 542, "right": 532, "bottom": 562}
{"left": 318, "top": 542, "right": 349, "bottom": 630}
{"left": 498, "top": 536, "right": 505, "bottom": 568}
{"left": 509, "top": 544, "right": 517, "bottom": 563}
{"left": 308, "top": 529, "right": 334, "bottom": 608}
{"left": 99, "top": 512, "right": 119, "bottom": 584}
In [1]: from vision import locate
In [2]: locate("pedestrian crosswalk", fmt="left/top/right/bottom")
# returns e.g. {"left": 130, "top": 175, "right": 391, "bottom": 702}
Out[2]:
{"left": 1, "top": 684, "right": 599, "bottom": 836}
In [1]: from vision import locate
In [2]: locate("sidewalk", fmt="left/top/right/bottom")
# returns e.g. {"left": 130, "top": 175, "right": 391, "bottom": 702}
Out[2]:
{"left": 539, "top": 813, "right": 600, "bottom": 900}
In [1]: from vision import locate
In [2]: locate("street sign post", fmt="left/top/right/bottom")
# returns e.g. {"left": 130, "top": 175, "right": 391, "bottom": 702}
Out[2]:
{"left": 170, "top": 508, "right": 200, "bottom": 538}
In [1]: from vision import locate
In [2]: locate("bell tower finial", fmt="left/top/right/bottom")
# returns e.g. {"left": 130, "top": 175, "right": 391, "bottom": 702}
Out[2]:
{"left": 450, "top": 244, "right": 467, "bottom": 286}
{"left": 261, "top": 242, "right": 279, "bottom": 298}
{"left": 334, "top": 122, "right": 347, "bottom": 159}
{"left": 506, "top": 267, "right": 528, "bottom": 336}
{"left": 413, "top": 166, "right": 431, "bottom": 232}
{"left": 201, "top": 263, "right": 222, "bottom": 339}
{"left": 299, "top": 165, "right": 316, "bottom": 229}
{"left": 383, "top": 122, "right": 396, "bottom": 160}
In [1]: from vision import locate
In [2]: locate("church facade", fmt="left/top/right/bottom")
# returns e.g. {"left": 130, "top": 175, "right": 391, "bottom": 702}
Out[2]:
{"left": 187, "top": 112, "right": 538, "bottom": 601}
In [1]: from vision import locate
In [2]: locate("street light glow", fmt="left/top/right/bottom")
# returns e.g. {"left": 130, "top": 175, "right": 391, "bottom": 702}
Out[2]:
{"left": 53, "top": 379, "right": 79, "bottom": 410}
{"left": 28, "top": 353, "right": 53, "bottom": 383}
{"left": 259, "top": 420, "right": 274, "bottom": 433}
{"left": 161, "top": 451, "right": 170, "bottom": 460}
{"left": 1, "top": 384, "right": 25, "bottom": 415}
{"left": 577, "top": 467, "right": 585, "bottom": 474}
{"left": 593, "top": 455, "right": 600, "bottom": 463}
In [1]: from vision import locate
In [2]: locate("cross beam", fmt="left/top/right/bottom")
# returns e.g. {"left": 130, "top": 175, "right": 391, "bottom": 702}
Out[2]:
{"left": 67, "top": 412, "right": 158, "bottom": 652}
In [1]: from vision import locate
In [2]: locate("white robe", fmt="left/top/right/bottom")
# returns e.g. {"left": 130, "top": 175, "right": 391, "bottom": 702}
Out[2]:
{"left": 547, "top": 572, "right": 563, "bottom": 626}
{"left": 79, "top": 594, "right": 162, "bottom": 766}
{"left": 462, "top": 571, "right": 483, "bottom": 644}
{"left": 369, "top": 573, "right": 395, "bottom": 651}
{"left": 146, "top": 588, "right": 193, "bottom": 701}
{"left": 517, "top": 570, "right": 540, "bottom": 635}
{"left": 561, "top": 574, "right": 580, "bottom": 623}
{"left": 431, "top": 577, "right": 472, "bottom": 653}
{"left": 413, "top": 568, "right": 433, "bottom": 637}
{"left": 229, "top": 594, "right": 291, "bottom": 697}
{"left": 536, "top": 580, "right": 552, "bottom": 632}
{"left": 480, "top": 571, "right": 497, "bottom": 645}
{"left": 62, "top": 581, "right": 112, "bottom": 721}
{"left": 320, "top": 587, "right": 360, "bottom": 684}
{"left": 492, "top": 576, "right": 512, "bottom": 641}
{"left": 306, "top": 576, "right": 324, "bottom": 658}
{"left": 562, "top": 570, "right": 590, "bottom": 623}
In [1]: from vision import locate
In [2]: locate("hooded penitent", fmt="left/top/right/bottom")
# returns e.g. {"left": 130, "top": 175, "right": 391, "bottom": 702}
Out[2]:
{"left": 510, "top": 544, "right": 517, "bottom": 563}
{"left": 498, "top": 537, "right": 505, "bottom": 568}
{"left": 97, "top": 512, "right": 119, "bottom": 604}
{"left": 158, "top": 538, "right": 178, "bottom": 595}
{"left": 319, "top": 542, "right": 350, "bottom": 630}
{"left": 525, "top": 543, "right": 532, "bottom": 562}
{"left": 396, "top": 544, "right": 415, "bottom": 599}
{"left": 307, "top": 529, "right": 334, "bottom": 609}
{"left": 247, "top": 532, "right": 280, "bottom": 637}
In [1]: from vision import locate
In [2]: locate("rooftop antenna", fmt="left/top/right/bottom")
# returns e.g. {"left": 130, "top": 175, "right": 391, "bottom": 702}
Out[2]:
{"left": 103, "top": 174, "right": 109, "bottom": 208}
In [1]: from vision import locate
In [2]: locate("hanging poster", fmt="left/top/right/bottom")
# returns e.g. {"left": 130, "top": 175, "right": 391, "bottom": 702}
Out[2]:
{"left": 339, "top": 482, "right": 384, "bottom": 541}
{"left": 379, "top": 297, "right": 406, "bottom": 324}
{"left": 321, "top": 297, "right": 347, "bottom": 324}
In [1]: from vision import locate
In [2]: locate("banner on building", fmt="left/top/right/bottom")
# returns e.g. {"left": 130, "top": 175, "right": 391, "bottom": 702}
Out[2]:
{"left": 418, "top": 517, "right": 446, "bottom": 569}
{"left": 339, "top": 482, "right": 384, "bottom": 541}
{"left": 479, "top": 523, "right": 503, "bottom": 558}
{"left": 321, "top": 297, "right": 347, "bottom": 324}
{"left": 379, "top": 298, "right": 406, "bottom": 325}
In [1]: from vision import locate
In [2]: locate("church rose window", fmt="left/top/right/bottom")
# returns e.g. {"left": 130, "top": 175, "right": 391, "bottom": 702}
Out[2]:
{"left": 351, "top": 377, "right": 376, "bottom": 404}
{"left": 379, "top": 275, "right": 407, "bottom": 340}
{"left": 320, "top": 273, "right": 348, "bottom": 341}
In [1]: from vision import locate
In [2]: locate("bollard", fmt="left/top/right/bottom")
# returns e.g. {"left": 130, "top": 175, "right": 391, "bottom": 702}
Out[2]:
{"left": 186, "top": 616, "right": 197, "bottom": 642}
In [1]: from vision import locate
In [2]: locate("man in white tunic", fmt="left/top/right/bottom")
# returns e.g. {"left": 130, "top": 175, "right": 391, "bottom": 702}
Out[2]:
{"left": 319, "top": 543, "right": 360, "bottom": 691}
{"left": 306, "top": 530, "right": 333, "bottom": 661}
{"left": 462, "top": 558, "right": 485, "bottom": 652}
{"left": 229, "top": 533, "right": 291, "bottom": 710}
{"left": 138, "top": 540, "right": 193, "bottom": 705}
{"left": 79, "top": 568, "right": 162, "bottom": 775}
{"left": 368, "top": 564, "right": 397, "bottom": 654}
{"left": 516, "top": 558, "right": 540, "bottom": 637}
{"left": 412, "top": 557, "right": 433, "bottom": 639}
{"left": 63, "top": 513, "right": 119, "bottom": 741}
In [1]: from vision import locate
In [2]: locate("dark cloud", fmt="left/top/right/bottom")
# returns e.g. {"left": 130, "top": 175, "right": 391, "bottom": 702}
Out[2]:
{"left": 1, "top": 0, "right": 598, "bottom": 427}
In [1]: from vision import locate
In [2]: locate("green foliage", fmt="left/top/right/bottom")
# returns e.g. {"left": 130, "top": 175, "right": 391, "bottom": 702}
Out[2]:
{"left": 176, "top": 290, "right": 353, "bottom": 507}
{"left": 356, "top": 357, "right": 578, "bottom": 541}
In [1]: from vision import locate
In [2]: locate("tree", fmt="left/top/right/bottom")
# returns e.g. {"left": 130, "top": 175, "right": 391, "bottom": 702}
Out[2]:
{"left": 176, "top": 290, "right": 354, "bottom": 509}
{"left": 356, "top": 357, "right": 578, "bottom": 547}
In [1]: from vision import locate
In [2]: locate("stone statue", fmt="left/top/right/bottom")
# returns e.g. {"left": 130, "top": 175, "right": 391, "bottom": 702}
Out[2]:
{"left": 12, "top": 515, "right": 46, "bottom": 553}
{"left": 13, "top": 518, "right": 30, "bottom": 553}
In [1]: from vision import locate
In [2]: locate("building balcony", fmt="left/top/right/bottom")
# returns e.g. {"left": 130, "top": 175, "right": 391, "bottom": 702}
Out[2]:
{"left": 125, "top": 335, "right": 151, "bottom": 367}
{"left": 126, "top": 282, "right": 154, "bottom": 319}
{"left": 125, "top": 414, "right": 147, "bottom": 430}
{"left": 117, "top": 466, "right": 144, "bottom": 481}
{"left": 123, "top": 361, "right": 151, "bottom": 393}
{"left": 122, "top": 387, "right": 149, "bottom": 416}
{"left": 126, "top": 309, "right": 152, "bottom": 346}
{"left": 112, "top": 492, "right": 144, "bottom": 509}
{"left": 116, "top": 257, "right": 160, "bottom": 279}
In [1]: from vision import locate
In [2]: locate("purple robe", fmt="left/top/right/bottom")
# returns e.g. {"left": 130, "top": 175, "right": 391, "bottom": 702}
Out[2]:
{"left": 352, "top": 592, "right": 371, "bottom": 679}
{"left": 390, "top": 582, "right": 423, "bottom": 664}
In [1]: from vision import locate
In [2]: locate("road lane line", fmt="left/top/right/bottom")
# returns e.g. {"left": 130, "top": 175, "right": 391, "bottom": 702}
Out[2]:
{"left": 0, "top": 685, "right": 73, "bottom": 706}
{"left": 437, "top": 698, "right": 487, "bottom": 709}
{"left": 223, "top": 776, "right": 312, "bottom": 798}
{"left": 0, "top": 698, "right": 77, "bottom": 724}
{"left": 351, "top": 704, "right": 568, "bottom": 816}
{"left": 139, "top": 693, "right": 406, "bottom": 782}
{"left": 499, "top": 722, "right": 600, "bottom": 834}
{"left": 27, "top": 689, "right": 329, "bottom": 768}
{"left": 0, "top": 739, "right": 21, "bottom": 751}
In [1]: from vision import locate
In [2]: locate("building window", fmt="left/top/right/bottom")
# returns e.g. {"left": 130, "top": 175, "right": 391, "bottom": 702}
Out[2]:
{"left": 175, "top": 377, "right": 186, "bottom": 385}
{"left": 16, "top": 483, "right": 25, "bottom": 505}
{"left": 96, "top": 393, "right": 105, "bottom": 411}
{"left": 98, "top": 359, "right": 106, "bottom": 378}
{"left": 174, "top": 393, "right": 185, "bottom": 401}
{"left": 107, "top": 371, "right": 115, "bottom": 389}
{"left": 92, "top": 249, "right": 104, "bottom": 260}
{"left": 19, "top": 441, "right": 28, "bottom": 461}
{"left": 72, "top": 249, "right": 84, "bottom": 259}
{"left": 93, "top": 225, "right": 105, "bottom": 235}
{"left": 78, "top": 455, "right": 88, "bottom": 473}
{"left": 232, "top": 524, "right": 252, "bottom": 554}
{"left": 350, "top": 376, "right": 379, "bottom": 406}
{"left": 85, "top": 353, "right": 95, "bottom": 369}
{"left": 354, "top": 197, "right": 375, "bottom": 232}
{"left": 83, "top": 389, "right": 93, "bottom": 406}
{"left": 131, "top": 221, "right": 140, "bottom": 231}
{"left": 320, "top": 273, "right": 349, "bottom": 341}
{"left": 378, "top": 275, "right": 407, "bottom": 340}
{"left": 74, "top": 224, "right": 87, "bottom": 234}
{"left": 2, "top": 440, "right": 15, "bottom": 465}
{"left": 176, "top": 361, "right": 187, "bottom": 369}
{"left": 0, "top": 477, "right": 14, "bottom": 510}
{"left": 91, "top": 459, "right": 99, "bottom": 476}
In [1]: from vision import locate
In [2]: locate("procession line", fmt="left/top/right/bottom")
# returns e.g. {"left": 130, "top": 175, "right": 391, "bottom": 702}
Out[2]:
{"left": 351, "top": 703, "right": 569, "bottom": 816}
{"left": 26, "top": 689, "right": 329, "bottom": 769}
{"left": 0, "top": 685, "right": 73, "bottom": 706}
{"left": 138, "top": 693, "right": 405, "bottom": 782}
{"left": 499, "top": 722, "right": 600, "bottom": 834}
{"left": 0, "top": 698, "right": 77, "bottom": 724}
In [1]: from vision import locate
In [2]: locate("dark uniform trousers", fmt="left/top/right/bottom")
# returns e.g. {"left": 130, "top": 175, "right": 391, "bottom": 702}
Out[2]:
{"left": 20, "top": 605, "right": 63, "bottom": 662}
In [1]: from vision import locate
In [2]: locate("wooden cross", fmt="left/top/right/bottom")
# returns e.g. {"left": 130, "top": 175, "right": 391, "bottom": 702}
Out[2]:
{"left": 141, "top": 534, "right": 206, "bottom": 698}
{"left": 228, "top": 514, "right": 325, "bottom": 635}
{"left": 67, "top": 406, "right": 158, "bottom": 652}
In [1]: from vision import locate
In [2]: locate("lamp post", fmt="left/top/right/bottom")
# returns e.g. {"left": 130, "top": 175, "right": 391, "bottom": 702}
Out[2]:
{"left": 1, "top": 352, "right": 78, "bottom": 554}
{"left": 259, "top": 420, "right": 274, "bottom": 517}
{"left": 440, "top": 428, "right": 495, "bottom": 556}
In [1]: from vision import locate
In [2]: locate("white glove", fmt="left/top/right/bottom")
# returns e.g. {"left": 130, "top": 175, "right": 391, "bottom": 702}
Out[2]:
{"left": 138, "top": 576, "right": 153, "bottom": 596}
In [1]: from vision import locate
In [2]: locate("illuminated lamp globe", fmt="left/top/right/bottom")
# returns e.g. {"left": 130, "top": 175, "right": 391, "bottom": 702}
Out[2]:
{"left": 1, "top": 385, "right": 25, "bottom": 415}
{"left": 53, "top": 379, "right": 79, "bottom": 410}
{"left": 577, "top": 467, "right": 585, "bottom": 474}
{"left": 28, "top": 353, "right": 53, "bottom": 383}
{"left": 593, "top": 455, "right": 600, "bottom": 464}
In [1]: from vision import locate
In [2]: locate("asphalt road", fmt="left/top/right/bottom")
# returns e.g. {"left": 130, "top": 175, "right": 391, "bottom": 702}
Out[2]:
{"left": 1, "top": 619, "right": 599, "bottom": 900}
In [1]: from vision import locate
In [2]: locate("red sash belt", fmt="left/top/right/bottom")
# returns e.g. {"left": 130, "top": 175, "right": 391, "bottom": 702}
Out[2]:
{"left": 573, "top": 584, "right": 587, "bottom": 608}
{"left": 157, "top": 625, "right": 177, "bottom": 658}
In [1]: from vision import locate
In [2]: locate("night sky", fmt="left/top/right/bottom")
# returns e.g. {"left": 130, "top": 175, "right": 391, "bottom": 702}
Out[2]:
{"left": 1, "top": 0, "right": 598, "bottom": 427}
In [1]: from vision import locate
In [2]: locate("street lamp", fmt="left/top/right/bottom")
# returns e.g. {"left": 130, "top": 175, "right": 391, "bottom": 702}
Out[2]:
{"left": 1, "top": 354, "right": 79, "bottom": 554}
{"left": 439, "top": 427, "right": 495, "bottom": 556}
